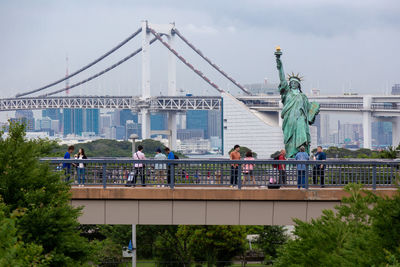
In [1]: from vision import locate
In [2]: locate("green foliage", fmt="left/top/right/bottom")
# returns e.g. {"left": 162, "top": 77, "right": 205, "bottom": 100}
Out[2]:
{"left": 49, "top": 138, "right": 185, "bottom": 158}
{"left": 0, "top": 122, "right": 93, "bottom": 266}
{"left": 0, "top": 201, "right": 50, "bottom": 266}
{"left": 321, "top": 145, "right": 400, "bottom": 159}
{"left": 256, "top": 226, "right": 287, "bottom": 260}
{"left": 274, "top": 183, "right": 400, "bottom": 267}
{"left": 179, "top": 225, "right": 246, "bottom": 267}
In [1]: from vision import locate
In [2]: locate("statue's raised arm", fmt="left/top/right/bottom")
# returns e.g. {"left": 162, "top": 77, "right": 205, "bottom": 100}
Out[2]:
{"left": 275, "top": 47, "right": 288, "bottom": 93}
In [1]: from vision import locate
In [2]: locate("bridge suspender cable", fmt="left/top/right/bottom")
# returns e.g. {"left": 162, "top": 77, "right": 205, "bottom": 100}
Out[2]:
{"left": 41, "top": 37, "right": 158, "bottom": 97}
{"left": 16, "top": 28, "right": 143, "bottom": 98}
{"left": 173, "top": 28, "right": 251, "bottom": 95}
{"left": 148, "top": 28, "right": 225, "bottom": 94}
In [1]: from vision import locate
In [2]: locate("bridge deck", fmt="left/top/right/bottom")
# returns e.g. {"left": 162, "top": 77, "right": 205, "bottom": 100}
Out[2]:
{"left": 70, "top": 187, "right": 396, "bottom": 225}
{"left": 71, "top": 187, "right": 397, "bottom": 201}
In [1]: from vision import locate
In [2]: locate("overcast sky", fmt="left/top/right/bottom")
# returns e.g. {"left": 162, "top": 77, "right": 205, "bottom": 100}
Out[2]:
{"left": 0, "top": 0, "right": 399, "bottom": 101}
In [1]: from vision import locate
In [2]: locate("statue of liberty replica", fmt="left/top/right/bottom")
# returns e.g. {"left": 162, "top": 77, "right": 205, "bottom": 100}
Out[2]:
{"left": 275, "top": 47, "right": 320, "bottom": 158}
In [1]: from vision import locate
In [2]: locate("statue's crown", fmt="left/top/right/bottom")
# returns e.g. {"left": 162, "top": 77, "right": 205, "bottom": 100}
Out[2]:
{"left": 287, "top": 72, "right": 303, "bottom": 83}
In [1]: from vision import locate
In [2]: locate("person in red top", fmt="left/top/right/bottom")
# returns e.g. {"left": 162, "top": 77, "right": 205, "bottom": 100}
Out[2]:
{"left": 278, "top": 149, "right": 287, "bottom": 184}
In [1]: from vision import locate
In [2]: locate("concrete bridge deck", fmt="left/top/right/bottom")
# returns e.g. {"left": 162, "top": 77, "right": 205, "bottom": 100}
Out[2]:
{"left": 71, "top": 187, "right": 397, "bottom": 225}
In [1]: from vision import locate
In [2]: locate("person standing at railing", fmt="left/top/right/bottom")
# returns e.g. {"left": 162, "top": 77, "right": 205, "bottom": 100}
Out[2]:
{"left": 63, "top": 145, "right": 75, "bottom": 182}
{"left": 243, "top": 150, "right": 255, "bottom": 185}
{"left": 133, "top": 145, "right": 146, "bottom": 187}
{"left": 165, "top": 147, "right": 175, "bottom": 185}
{"left": 312, "top": 146, "right": 326, "bottom": 188}
{"left": 277, "top": 149, "right": 287, "bottom": 184}
{"left": 75, "top": 148, "right": 87, "bottom": 187}
{"left": 230, "top": 145, "right": 241, "bottom": 187}
{"left": 154, "top": 148, "right": 167, "bottom": 187}
{"left": 295, "top": 146, "right": 309, "bottom": 189}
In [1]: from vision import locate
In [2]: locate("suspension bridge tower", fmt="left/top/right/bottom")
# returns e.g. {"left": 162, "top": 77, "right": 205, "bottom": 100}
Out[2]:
{"left": 140, "top": 21, "right": 177, "bottom": 149}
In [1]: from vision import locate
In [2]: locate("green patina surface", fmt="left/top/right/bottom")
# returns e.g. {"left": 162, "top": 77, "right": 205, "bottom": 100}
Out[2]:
{"left": 275, "top": 49, "right": 320, "bottom": 158}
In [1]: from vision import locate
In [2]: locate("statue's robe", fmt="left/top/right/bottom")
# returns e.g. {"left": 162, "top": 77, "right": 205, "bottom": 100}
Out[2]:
{"left": 279, "top": 82, "right": 320, "bottom": 158}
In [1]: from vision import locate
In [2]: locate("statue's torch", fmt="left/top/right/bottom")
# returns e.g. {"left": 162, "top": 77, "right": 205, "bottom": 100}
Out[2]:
{"left": 274, "top": 46, "right": 282, "bottom": 58}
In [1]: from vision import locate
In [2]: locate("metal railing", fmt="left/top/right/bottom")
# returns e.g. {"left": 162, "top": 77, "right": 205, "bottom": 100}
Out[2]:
{"left": 41, "top": 158, "right": 400, "bottom": 189}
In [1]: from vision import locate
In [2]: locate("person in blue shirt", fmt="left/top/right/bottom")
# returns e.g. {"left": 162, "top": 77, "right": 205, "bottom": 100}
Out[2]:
{"left": 63, "top": 145, "right": 75, "bottom": 182}
{"left": 295, "top": 146, "right": 309, "bottom": 189}
{"left": 312, "top": 146, "right": 327, "bottom": 187}
{"left": 164, "top": 147, "right": 175, "bottom": 185}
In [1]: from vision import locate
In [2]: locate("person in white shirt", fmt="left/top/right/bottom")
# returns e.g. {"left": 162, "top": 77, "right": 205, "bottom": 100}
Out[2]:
{"left": 75, "top": 148, "right": 87, "bottom": 187}
{"left": 132, "top": 145, "right": 146, "bottom": 186}
{"left": 154, "top": 148, "right": 167, "bottom": 187}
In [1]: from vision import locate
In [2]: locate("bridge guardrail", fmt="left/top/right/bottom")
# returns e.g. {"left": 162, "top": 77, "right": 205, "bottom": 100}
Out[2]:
{"left": 41, "top": 158, "right": 400, "bottom": 189}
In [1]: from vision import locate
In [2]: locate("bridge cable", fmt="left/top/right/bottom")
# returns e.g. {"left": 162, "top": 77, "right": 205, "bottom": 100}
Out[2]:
{"left": 173, "top": 28, "right": 251, "bottom": 95}
{"left": 148, "top": 28, "right": 224, "bottom": 94}
{"left": 16, "top": 28, "right": 143, "bottom": 98}
{"left": 40, "top": 37, "right": 158, "bottom": 97}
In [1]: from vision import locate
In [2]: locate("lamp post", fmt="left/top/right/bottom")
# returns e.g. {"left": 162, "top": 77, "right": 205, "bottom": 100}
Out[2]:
{"left": 128, "top": 133, "right": 138, "bottom": 267}
{"left": 129, "top": 134, "right": 139, "bottom": 157}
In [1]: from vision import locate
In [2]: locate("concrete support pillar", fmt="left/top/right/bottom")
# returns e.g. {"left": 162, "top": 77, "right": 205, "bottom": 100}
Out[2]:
{"left": 168, "top": 112, "right": 177, "bottom": 150}
{"left": 392, "top": 117, "right": 400, "bottom": 148}
{"left": 132, "top": 224, "right": 136, "bottom": 267}
{"left": 141, "top": 21, "right": 151, "bottom": 99}
{"left": 363, "top": 96, "right": 372, "bottom": 149}
{"left": 141, "top": 109, "right": 151, "bottom": 140}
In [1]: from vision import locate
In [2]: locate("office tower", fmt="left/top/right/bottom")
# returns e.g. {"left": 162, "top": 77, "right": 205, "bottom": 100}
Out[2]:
{"left": 42, "top": 109, "right": 62, "bottom": 120}
{"left": 85, "top": 109, "right": 99, "bottom": 134}
{"left": 208, "top": 110, "right": 221, "bottom": 138}
{"left": 100, "top": 114, "right": 112, "bottom": 135}
{"left": 63, "top": 109, "right": 83, "bottom": 136}
{"left": 151, "top": 113, "right": 167, "bottom": 130}
{"left": 13, "top": 110, "right": 35, "bottom": 131}
{"left": 320, "top": 114, "right": 330, "bottom": 144}
{"left": 120, "top": 109, "right": 138, "bottom": 126}
{"left": 186, "top": 110, "right": 208, "bottom": 138}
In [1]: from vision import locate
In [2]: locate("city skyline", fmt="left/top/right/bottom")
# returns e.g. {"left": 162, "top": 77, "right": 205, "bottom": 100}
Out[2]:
{"left": 0, "top": 0, "right": 399, "bottom": 101}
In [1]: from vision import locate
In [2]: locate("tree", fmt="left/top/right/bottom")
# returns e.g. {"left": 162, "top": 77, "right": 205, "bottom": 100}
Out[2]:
{"left": 180, "top": 225, "right": 246, "bottom": 267}
{"left": 274, "top": 183, "right": 400, "bottom": 267}
{"left": 0, "top": 201, "right": 50, "bottom": 266}
{"left": 256, "top": 226, "right": 287, "bottom": 261}
{"left": 0, "top": 122, "right": 92, "bottom": 266}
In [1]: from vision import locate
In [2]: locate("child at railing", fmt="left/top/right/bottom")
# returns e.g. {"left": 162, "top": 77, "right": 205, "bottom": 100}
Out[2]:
{"left": 243, "top": 151, "right": 255, "bottom": 185}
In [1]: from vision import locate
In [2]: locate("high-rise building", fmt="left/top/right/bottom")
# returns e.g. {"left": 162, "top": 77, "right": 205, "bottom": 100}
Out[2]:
{"left": 84, "top": 109, "right": 99, "bottom": 134}
{"left": 63, "top": 109, "right": 83, "bottom": 136}
{"left": 13, "top": 110, "right": 35, "bottom": 131}
{"left": 392, "top": 84, "right": 400, "bottom": 95}
{"left": 151, "top": 113, "right": 167, "bottom": 130}
{"left": 100, "top": 114, "right": 112, "bottom": 135}
{"left": 10, "top": 117, "right": 35, "bottom": 131}
{"left": 372, "top": 121, "right": 392, "bottom": 147}
{"left": 208, "top": 110, "right": 222, "bottom": 138}
{"left": 63, "top": 109, "right": 99, "bottom": 136}
{"left": 120, "top": 109, "right": 138, "bottom": 126}
{"left": 187, "top": 110, "right": 209, "bottom": 138}
{"left": 320, "top": 114, "right": 330, "bottom": 144}
{"left": 42, "top": 109, "right": 62, "bottom": 120}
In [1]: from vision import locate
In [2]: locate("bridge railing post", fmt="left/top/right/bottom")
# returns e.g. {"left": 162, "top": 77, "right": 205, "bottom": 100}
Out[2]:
{"left": 102, "top": 163, "right": 107, "bottom": 189}
{"left": 372, "top": 164, "right": 377, "bottom": 190}
{"left": 305, "top": 162, "right": 309, "bottom": 189}
{"left": 237, "top": 163, "right": 242, "bottom": 189}
{"left": 170, "top": 163, "right": 175, "bottom": 189}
